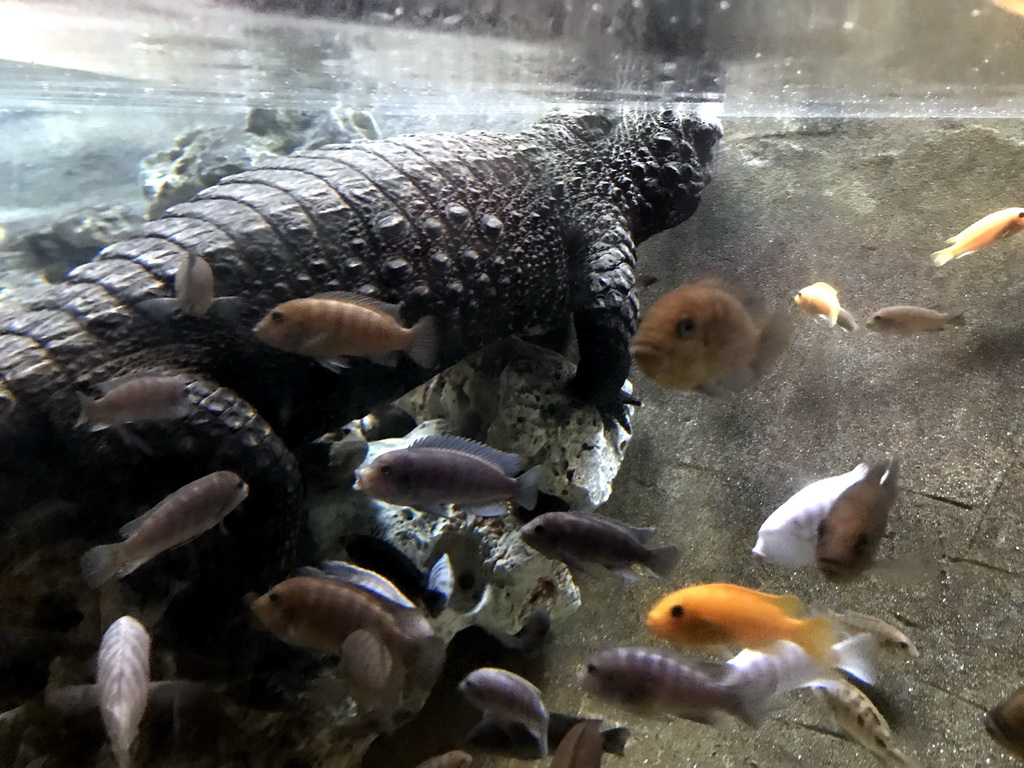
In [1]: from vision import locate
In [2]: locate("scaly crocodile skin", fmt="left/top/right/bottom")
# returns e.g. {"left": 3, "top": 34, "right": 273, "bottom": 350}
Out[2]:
{"left": 0, "top": 110, "right": 720, "bottom": 600}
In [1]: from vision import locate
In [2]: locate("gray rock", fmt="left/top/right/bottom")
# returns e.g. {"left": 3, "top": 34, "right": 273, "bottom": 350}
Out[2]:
{"left": 21, "top": 206, "right": 144, "bottom": 283}
{"left": 140, "top": 108, "right": 362, "bottom": 218}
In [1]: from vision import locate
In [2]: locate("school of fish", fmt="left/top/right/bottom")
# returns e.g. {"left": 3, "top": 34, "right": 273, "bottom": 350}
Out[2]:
{"left": 34, "top": 164, "right": 1019, "bottom": 767}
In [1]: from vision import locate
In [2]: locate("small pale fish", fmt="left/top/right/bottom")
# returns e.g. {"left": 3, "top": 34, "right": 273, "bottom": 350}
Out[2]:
{"left": 932, "top": 207, "right": 1024, "bottom": 266}
{"left": 794, "top": 282, "right": 841, "bottom": 326}
{"left": 254, "top": 291, "right": 439, "bottom": 370}
{"left": 837, "top": 307, "right": 859, "bottom": 333}
{"left": 174, "top": 253, "right": 215, "bottom": 316}
{"left": 646, "top": 583, "right": 839, "bottom": 664}
{"left": 630, "top": 278, "right": 791, "bottom": 395}
{"left": 97, "top": 616, "right": 151, "bottom": 768}
{"left": 832, "top": 610, "right": 919, "bottom": 659}
{"left": 353, "top": 435, "right": 541, "bottom": 517}
{"left": 251, "top": 575, "right": 444, "bottom": 693}
{"left": 550, "top": 720, "right": 603, "bottom": 768}
{"left": 817, "top": 459, "right": 899, "bottom": 582}
{"left": 80, "top": 471, "right": 248, "bottom": 588}
{"left": 986, "top": 685, "right": 1024, "bottom": 759}
{"left": 754, "top": 463, "right": 873, "bottom": 568}
{"left": 414, "top": 751, "right": 473, "bottom": 768}
{"left": 76, "top": 374, "right": 192, "bottom": 431}
{"left": 340, "top": 628, "right": 402, "bottom": 724}
{"left": 814, "top": 679, "right": 918, "bottom": 767}
{"left": 520, "top": 509, "right": 679, "bottom": 580}
{"left": 865, "top": 306, "right": 965, "bottom": 334}
{"left": 459, "top": 667, "right": 550, "bottom": 757}
{"left": 425, "top": 553, "right": 454, "bottom": 615}
{"left": 579, "top": 645, "right": 762, "bottom": 727}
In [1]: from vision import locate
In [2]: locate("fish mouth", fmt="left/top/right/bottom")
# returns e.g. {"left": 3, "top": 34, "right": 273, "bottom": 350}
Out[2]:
{"left": 352, "top": 470, "right": 364, "bottom": 490}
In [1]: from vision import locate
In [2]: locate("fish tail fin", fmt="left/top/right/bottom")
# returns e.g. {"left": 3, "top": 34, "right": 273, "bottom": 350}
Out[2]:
{"left": 514, "top": 465, "right": 542, "bottom": 510}
{"left": 829, "top": 632, "right": 877, "bottom": 685}
{"left": 752, "top": 309, "right": 792, "bottom": 378}
{"left": 796, "top": 616, "right": 837, "bottom": 664}
{"left": 406, "top": 315, "right": 439, "bottom": 369}
{"left": 931, "top": 246, "right": 959, "bottom": 266}
{"left": 944, "top": 310, "right": 967, "bottom": 327}
{"left": 727, "top": 674, "right": 773, "bottom": 728}
{"left": 644, "top": 545, "right": 681, "bottom": 578}
{"left": 79, "top": 543, "right": 121, "bottom": 589}
{"left": 74, "top": 392, "right": 94, "bottom": 429}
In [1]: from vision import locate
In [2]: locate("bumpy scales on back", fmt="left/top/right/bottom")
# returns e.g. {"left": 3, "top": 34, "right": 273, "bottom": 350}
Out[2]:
{"left": 0, "top": 110, "right": 720, "bottom": 598}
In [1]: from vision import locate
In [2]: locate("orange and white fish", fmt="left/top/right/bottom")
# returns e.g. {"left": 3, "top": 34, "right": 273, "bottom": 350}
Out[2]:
{"left": 254, "top": 291, "right": 438, "bottom": 371}
{"left": 646, "top": 582, "right": 836, "bottom": 663}
{"left": 794, "top": 282, "right": 841, "bottom": 326}
{"left": 931, "top": 207, "right": 1024, "bottom": 266}
{"left": 630, "top": 279, "right": 790, "bottom": 396}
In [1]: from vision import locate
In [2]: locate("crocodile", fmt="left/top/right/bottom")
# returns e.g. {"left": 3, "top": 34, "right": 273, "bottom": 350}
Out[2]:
{"left": 0, "top": 109, "right": 721, "bottom": 621}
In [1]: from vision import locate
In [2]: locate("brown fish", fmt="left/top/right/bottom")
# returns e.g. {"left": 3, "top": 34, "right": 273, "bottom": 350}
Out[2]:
{"left": 816, "top": 459, "right": 898, "bottom": 582}
{"left": 986, "top": 685, "right": 1024, "bottom": 759}
{"left": 253, "top": 291, "right": 438, "bottom": 370}
{"left": 519, "top": 510, "right": 679, "bottom": 580}
{"left": 837, "top": 307, "right": 859, "bottom": 333}
{"left": 76, "top": 374, "right": 192, "bottom": 431}
{"left": 251, "top": 575, "right": 444, "bottom": 692}
{"left": 353, "top": 435, "right": 541, "bottom": 517}
{"left": 832, "top": 610, "right": 919, "bottom": 659}
{"left": 80, "top": 471, "right": 249, "bottom": 588}
{"left": 414, "top": 751, "right": 473, "bottom": 768}
{"left": 550, "top": 721, "right": 604, "bottom": 768}
{"left": 630, "top": 279, "right": 790, "bottom": 396}
{"left": 865, "top": 306, "right": 966, "bottom": 333}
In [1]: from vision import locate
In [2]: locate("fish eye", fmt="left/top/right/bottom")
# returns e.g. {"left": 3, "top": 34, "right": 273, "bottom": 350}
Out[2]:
{"left": 237, "top": 481, "right": 247, "bottom": 490}
{"left": 534, "top": 524, "right": 546, "bottom": 534}
{"left": 898, "top": 641, "right": 909, "bottom": 649}
{"left": 267, "top": 591, "right": 280, "bottom": 603}
{"left": 670, "top": 604, "right": 684, "bottom": 618}
{"left": 270, "top": 310, "right": 285, "bottom": 322}
{"left": 379, "top": 464, "right": 392, "bottom": 475}
{"left": 855, "top": 533, "right": 870, "bottom": 549}
{"left": 1018, "top": 212, "right": 1024, "bottom": 218}
{"left": 675, "top": 317, "right": 697, "bottom": 338}
{"left": 586, "top": 663, "right": 597, "bottom": 673}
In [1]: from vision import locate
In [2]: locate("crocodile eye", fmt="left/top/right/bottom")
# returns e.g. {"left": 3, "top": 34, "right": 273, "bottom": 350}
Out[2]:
{"left": 675, "top": 317, "right": 696, "bottom": 338}
{"left": 270, "top": 310, "right": 285, "bottom": 322}
{"left": 670, "top": 604, "right": 684, "bottom": 618}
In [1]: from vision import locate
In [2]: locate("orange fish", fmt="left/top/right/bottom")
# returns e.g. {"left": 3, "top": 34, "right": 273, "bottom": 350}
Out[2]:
{"left": 931, "top": 207, "right": 1024, "bottom": 266}
{"left": 646, "top": 583, "right": 835, "bottom": 663}
{"left": 630, "top": 280, "right": 790, "bottom": 396}
{"left": 992, "top": 0, "right": 1024, "bottom": 16}
{"left": 254, "top": 291, "right": 438, "bottom": 371}
{"left": 793, "top": 282, "right": 841, "bottom": 326}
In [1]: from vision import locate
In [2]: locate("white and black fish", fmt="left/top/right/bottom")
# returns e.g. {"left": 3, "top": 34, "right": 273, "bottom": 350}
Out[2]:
{"left": 520, "top": 509, "right": 679, "bottom": 580}
{"left": 813, "top": 679, "right": 919, "bottom": 767}
{"left": 459, "top": 668, "right": 550, "bottom": 757}
{"left": 354, "top": 435, "right": 540, "bottom": 517}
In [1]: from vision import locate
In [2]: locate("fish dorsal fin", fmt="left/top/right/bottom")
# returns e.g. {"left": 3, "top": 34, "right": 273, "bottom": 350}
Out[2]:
{"left": 316, "top": 561, "right": 418, "bottom": 609}
{"left": 410, "top": 435, "right": 526, "bottom": 476}
{"left": 312, "top": 291, "right": 403, "bottom": 320}
{"left": 426, "top": 553, "right": 453, "bottom": 596}
{"left": 766, "top": 593, "right": 806, "bottom": 617}
{"left": 580, "top": 510, "right": 656, "bottom": 543}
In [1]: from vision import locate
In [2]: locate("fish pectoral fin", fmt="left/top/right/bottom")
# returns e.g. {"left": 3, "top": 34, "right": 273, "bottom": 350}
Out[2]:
{"left": 415, "top": 502, "right": 452, "bottom": 517}
{"left": 118, "top": 498, "right": 168, "bottom": 539}
{"left": 368, "top": 351, "right": 401, "bottom": 367}
{"left": 606, "top": 565, "right": 640, "bottom": 582}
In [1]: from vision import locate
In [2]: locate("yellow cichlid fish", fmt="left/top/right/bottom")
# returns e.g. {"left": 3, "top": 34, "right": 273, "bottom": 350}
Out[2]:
{"left": 931, "top": 207, "right": 1024, "bottom": 266}
{"left": 794, "top": 282, "right": 841, "bottom": 326}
